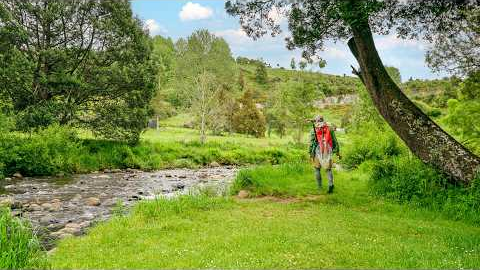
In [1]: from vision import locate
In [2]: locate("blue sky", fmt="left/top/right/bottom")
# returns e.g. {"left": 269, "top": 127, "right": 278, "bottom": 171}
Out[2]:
{"left": 131, "top": 0, "right": 446, "bottom": 81}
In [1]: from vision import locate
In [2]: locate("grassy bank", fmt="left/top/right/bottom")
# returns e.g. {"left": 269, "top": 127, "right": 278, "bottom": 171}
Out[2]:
{"left": 50, "top": 163, "right": 480, "bottom": 269}
{"left": 0, "top": 208, "right": 49, "bottom": 269}
{"left": 0, "top": 125, "right": 306, "bottom": 178}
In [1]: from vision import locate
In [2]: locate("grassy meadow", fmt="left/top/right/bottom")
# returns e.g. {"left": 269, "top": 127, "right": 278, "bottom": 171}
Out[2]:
{"left": 50, "top": 163, "right": 480, "bottom": 269}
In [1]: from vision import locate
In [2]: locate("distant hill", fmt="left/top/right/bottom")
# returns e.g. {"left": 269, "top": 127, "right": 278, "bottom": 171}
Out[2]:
{"left": 237, "top": 61, "right": 363, "bottom": 103}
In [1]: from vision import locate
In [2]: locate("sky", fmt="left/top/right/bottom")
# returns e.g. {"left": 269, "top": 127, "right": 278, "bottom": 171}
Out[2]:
{"left": 131, "top": 0, "right": 447, "bottom": 81}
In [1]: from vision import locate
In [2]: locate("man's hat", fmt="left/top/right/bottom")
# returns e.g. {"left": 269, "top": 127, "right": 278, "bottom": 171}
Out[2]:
{"left": 314, "top": 115, "right": 324, "bottom": 122}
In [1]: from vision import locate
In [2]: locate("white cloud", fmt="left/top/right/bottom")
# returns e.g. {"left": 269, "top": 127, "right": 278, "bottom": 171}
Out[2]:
{"left": 144, "top": 19, "right": 167, "bottom": 36}
{"left": 179, "top": 2, "right": 213, "bottom": 21}
{"left": 375, "top": 35, "right": 426, "bottom": 50}
{"left": 214, "top": 28, "right": 250, "bottom": 45}
{"left": 324, "top": 46, "right": 349, "bottom": 60}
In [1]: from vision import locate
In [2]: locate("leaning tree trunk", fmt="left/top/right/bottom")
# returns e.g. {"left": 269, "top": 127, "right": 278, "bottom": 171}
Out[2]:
{"left": 347, "top": 23, "right": 480, "bottom": 184}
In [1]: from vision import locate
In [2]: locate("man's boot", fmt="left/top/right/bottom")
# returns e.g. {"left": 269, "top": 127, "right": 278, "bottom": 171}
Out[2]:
{"left": 327, "top": 169, "right": 334, "bottom": 193}
{"left": 314, "top": 167, "right": 322, "bottom": 189}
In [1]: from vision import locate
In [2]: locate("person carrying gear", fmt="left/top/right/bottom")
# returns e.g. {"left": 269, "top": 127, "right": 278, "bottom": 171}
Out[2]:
{"left": 309, "top": 115, "right": 340, "bottom": 193}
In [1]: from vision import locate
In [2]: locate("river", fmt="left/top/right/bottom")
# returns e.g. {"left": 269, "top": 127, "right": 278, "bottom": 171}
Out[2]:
{"left": 0, "top": 166, "right": 238, "bottom": 249}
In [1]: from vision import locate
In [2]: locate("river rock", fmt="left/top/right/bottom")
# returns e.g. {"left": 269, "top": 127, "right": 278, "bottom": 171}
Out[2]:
{"left": 178, "top": 175, "right": 187, "bottom": 179}
{"left": 86, "top": 197, "right": 101, "bottom": 206}
{"left": 13, "top": 172, "right": 23, "bottom": 179}
{"left": 64, "top": 223, "right": 81, "bottom": 232}
{"left": 71, "top": 194, "right": 82, "bottom": 202}
{"left": 4, "top": 177, "right": 12, "bottom": 181}
{"left": 40, "top": 215, "right": 56, "bottom": 225}
{"left": 50, "top": 202, "right": 62, "bottom": 212}
{"left": 0, "top": 197, "right": 14, "bottom": 208}
{"left": 28, "top": 203, "right": 42, "bottom": 212}
{"left": 209, "top": 161, "right": 220, "bottom": 167}
{"left": 97, "top": 175, "right": 111, "bottom": 179}
{"left": 80, "top": 221, "right": 91, "bottom": 228}
{"left": 47, "top": 223, "right": 64, "bottom": 231}
{"left": 41, "top": 203, "right": 53, "bottom": 211}
{"left": 56, "top": 172, "right": 65, "bottom": 177}
{"left": 111, "top": 169, "right": 122, "bottom": 173}
{"left": 51, "top": 231, "right": 73, "bottom": 239}
{"left": 237, "top": 190, "right": 249, "bottom": 199}
{"left": 82, "top": 212, "right": 95, "bottom": 220}
{"left": 102, "top": 198, "right": 117, "bottom": 207}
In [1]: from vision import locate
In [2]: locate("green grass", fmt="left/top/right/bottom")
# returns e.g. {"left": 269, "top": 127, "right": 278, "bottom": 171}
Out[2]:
{"left": 143, "top": 127, "right": 299, "bottom": 147}
{"left": 50, "top": 163, "right": 480, "bottom": 269}
{"left": 0, "top": 208, "right": 49, "bottom": 269}
{"left": 0, "top": 125, "right": 307, "bottom": 178}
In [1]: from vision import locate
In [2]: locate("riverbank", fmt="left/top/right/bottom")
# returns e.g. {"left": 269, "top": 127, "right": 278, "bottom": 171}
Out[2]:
{"left": 49, "top": 164, "right": 480, "bottom": 269}
{"left": 0, "top": 125, "right": 305, "bottom": 180}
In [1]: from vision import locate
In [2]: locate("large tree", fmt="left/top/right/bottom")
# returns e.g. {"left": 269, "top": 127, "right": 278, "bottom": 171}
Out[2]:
{"left": 174, "top": 29, "right": 236, "bottom": 143}
{"left": 0, "top": 0, "right": 157, "bottom": 143}
{"left": 226, "top": 0, "right": 480, "bottom": 183}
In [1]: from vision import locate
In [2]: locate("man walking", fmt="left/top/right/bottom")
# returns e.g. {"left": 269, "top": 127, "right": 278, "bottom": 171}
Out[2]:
{"left": 309, "top": 115, "right": 340, "bottom": 193}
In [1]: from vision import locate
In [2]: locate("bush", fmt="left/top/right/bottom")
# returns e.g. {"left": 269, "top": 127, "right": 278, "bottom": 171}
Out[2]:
{"left": 0, "top": 208, "right": 49, "bottom": 269}
{"left": 369, "top": 155, "right": 480, "bottom": 224}
{"left": 232, "top": 89, "right": 267, "bottom": 138}
{"left": 0, "top": 124, "right": 81, "bottom": 176}
{"left": 341, "top": 125, "right": 404, "bottom": 169}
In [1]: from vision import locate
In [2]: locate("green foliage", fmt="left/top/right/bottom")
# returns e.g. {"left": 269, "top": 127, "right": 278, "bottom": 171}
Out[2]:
{"left": 370, "top": 155, "right": 480, "bottom": 224}
{"left": 0, "top": 126, "right": 305, "bottom": 178}
{"left": 255, "top": 62, "right": 268, "bottom": 84}
{"left": 173, "top": 29, "right": 237, "bottom": 141}
{"left": 459, "top": 71, "right": 480, "bottom": 100}
{"left": 232, "top": 89, "right": 266, "bottom": 138}
{"left": 0, "top": 0, "right": 157, "bottom": 143}
{"left": 385, "top": 66, "right": 402, "bottom": 84}
{"left": 347, "top": 85, "right": 385, "bottom": 130}
{"left": 402, "top": 77, "right": 460, "bottom": 108}
{"left": 0, "top": 125, "right": 81, "bottom": 177}
{"left": 341, "top": 123, "right": 404, "bottom": 169}
{"left": 443, "top": 72, "right": 480, "bottom": 154}
{"left": 0, "top": 208, "right": 49, "bottom": 269}
{"left": 0, "top": 111, "right": 13, "bottom": 133}
{"left": 412, "top": 100, "right": 442, "bottom": 117}
{"left": 277, "top": 79, "right": 318, "bottom": 143}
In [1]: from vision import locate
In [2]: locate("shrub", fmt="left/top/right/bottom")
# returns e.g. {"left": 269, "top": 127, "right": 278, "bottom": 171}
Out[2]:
{"left": 341, "top": 125, "right": 404, "bottom": 169}
{"left": 231, "top": 89, "right": 267, "bottom": 138}
{"left": 369, "top": 155, "right": 480, "bottom": 224}
{"left": 0, "top": 125, "right": 81, "bottom": 176}
{"left": 0, "top": 208, "right": 49, "bottom": 269}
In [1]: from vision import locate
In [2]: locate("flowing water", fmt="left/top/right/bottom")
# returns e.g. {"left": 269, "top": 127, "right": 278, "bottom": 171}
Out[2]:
{"left": 0, "top": 166, "right": 238, "bottom": 249}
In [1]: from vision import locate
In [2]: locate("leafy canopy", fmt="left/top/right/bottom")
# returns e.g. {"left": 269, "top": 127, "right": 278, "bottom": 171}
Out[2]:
{"left": 226, "top": 0, "right": 479, "bottom": 62}
{"left": 0, "top": 0, "right": 157, "bottom": 143}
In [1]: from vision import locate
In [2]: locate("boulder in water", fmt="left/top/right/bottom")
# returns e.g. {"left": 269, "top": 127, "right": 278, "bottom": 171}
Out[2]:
{"left": 85, "top": 197, "right": 101, "bottom": 206}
